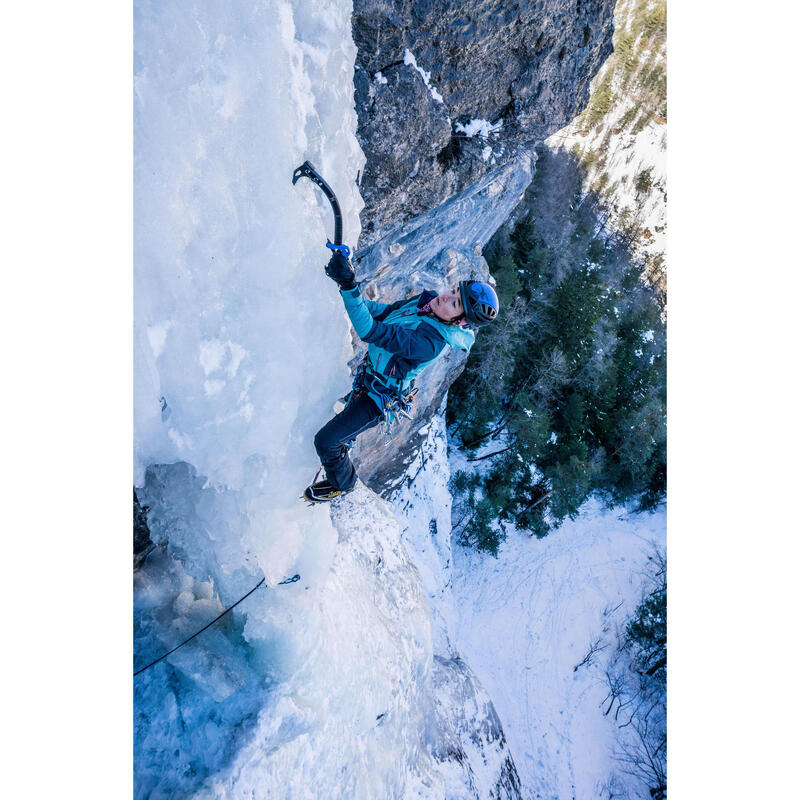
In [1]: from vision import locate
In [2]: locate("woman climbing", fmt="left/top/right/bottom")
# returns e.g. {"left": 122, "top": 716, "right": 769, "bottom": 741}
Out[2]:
{"left": 303, "top": 250, "right": 499, "bottom": 503}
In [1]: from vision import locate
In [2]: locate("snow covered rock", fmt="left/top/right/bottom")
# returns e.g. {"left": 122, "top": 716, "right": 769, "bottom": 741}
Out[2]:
{"left": 547, "top": 0, "right": 667, "bottom": 301}
{"left": 430, "top": 655, "right": 522, "bottom": 800}
{"left": 391, "top": 409, "right": 523, "bottom": 799}
{"left": 193, "top": 483, "right": 444, "bottom": 798}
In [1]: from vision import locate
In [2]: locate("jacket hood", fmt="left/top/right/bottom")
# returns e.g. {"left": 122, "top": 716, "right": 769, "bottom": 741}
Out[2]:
{"left": 415, "top": 290, "right": 476, "bottom": 351}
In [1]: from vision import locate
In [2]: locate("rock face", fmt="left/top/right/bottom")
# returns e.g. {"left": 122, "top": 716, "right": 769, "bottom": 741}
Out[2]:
{"left": 349, "top": 0, "right": 616, "bottom": 494}
{"left": 351, "top": 154, "right": 535, "bottom": 496}
{"left": 352, "top": 0, "right": 616, "bottom": 245}
{"left": 430, "top": 655, "right": 522, "bottom": 800}
{"left": 133, "top": 489, "right": 155, "bottom": 571}
{"left": 391, "top": 412, "right": 523, "bottom": 798}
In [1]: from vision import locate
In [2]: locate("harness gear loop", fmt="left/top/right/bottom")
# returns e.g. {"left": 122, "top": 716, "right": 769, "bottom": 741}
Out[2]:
{"left": 351, "top": 358, "right": 417, "bottom": 436}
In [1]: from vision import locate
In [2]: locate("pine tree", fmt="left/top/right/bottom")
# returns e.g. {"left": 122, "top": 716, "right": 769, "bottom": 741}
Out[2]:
{"left": 448, "top": 144, "right": 666, "bottom": 546}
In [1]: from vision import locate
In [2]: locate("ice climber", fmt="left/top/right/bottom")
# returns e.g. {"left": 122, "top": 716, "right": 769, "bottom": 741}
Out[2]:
{"left": 303, "top": 250, "right": 499, "bottom": 503}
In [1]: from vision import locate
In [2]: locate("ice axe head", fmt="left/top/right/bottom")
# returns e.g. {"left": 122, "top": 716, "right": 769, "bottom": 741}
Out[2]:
{"left": 292, "top": 160, "right": 319, "bottom": 186}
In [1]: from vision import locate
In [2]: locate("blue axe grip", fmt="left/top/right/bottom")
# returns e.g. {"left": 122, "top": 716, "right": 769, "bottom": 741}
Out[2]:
{"left": 326, "top": 241, "right": 351, "bottom": 259}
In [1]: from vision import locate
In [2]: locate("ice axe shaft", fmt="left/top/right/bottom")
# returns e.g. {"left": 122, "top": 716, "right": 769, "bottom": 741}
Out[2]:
{"left": 292, "top": 160, "right": 347, "bottom": 255}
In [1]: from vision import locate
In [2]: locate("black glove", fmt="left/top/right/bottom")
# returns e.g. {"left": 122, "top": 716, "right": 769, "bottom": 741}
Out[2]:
{"left": 325, "top": 251, "right": 356, "bottom": 291}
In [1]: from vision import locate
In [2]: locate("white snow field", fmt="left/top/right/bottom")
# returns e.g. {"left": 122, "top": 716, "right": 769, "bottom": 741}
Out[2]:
{"left": 450, "top": 502, "right": 665, "bottom": 799}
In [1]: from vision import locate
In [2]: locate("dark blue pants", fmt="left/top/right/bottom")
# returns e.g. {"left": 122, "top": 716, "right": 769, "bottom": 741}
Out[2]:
{"left": 314, "top": 392, "right": 382, "bottom": 490}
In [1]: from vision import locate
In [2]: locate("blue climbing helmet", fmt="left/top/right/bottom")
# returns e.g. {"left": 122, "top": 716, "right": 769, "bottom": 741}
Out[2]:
{"left": 459, "top": 280, "right": 499, "bottom": 327}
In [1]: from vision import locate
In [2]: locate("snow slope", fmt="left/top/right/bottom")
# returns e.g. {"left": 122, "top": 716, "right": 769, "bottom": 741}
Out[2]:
{"left": 393, "top": 411, "right": 666, "bottom": 799}
{"left": 547, "top": 0, "right": 667, "bottom": 292}
{"left": 451, "top": 501, "right": 665, "bottom": 799}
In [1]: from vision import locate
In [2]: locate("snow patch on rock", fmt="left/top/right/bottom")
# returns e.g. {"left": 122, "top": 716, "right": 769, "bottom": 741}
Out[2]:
{"left": 404, "top": 48, "right": 445, "bottom": 103}
{"left": 456, "top": 117, "right": 503, "bottom": 138}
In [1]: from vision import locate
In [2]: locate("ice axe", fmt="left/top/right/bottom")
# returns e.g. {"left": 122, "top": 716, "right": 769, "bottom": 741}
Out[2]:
{"left": 292, "top": 160, "right": 351, "bottom": 259}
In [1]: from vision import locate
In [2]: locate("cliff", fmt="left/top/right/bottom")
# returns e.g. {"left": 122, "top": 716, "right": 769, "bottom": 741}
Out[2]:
{"left": 133, "top": 2, "right": 621, "bottom": 795}
{"left": 352, "top": 0, "right": 616, "bottom": 244}
{"left": 349, "top": 0, "right": 618, "bottom": 493}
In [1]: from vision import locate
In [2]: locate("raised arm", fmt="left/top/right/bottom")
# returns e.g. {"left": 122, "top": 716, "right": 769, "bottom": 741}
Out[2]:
{"left": 324, "top": 252, "right": 393, "bottom": 318}
{"left": 325, "top": 252, "right": 448, "bottom": 361}
{"left": 362, "top": 298, "right": 390, "bottom": 318}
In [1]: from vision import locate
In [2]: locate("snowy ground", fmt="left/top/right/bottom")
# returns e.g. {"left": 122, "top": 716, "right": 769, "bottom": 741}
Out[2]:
{"left": 450, "top": 502, "right": 665, "bottom": 799}
{"left": 394, "top": 412, "right": 666, "bottom": 799}
{"left": 549, "top": 111, "right": 667, "bottom": 262}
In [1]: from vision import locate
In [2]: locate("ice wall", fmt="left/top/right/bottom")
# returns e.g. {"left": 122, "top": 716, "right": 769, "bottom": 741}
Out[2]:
{"left": 134, "top": 0, "right": 364, "bottom": 493}
{"left": 133, "top": 1, "right": 444, "bottom": 796}
{"left": 199, "top": 488, "right": 440, "bottom": 798}
{"left": 135, "top": 478, "right": 440, "bottom": 798}
{"left": 134, "top": 0, "right": 365, "bottom": 733}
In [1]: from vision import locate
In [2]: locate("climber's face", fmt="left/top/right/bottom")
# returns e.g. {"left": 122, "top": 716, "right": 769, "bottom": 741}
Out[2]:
{"left": 431, "top": 287, "right": 464, "bottom": 322}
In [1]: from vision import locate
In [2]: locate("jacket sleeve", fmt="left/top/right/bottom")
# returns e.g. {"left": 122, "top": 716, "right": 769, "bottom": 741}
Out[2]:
{"left": 340, "top": 287, "right": 447, "bottom": 361}
{"left": 362, "top": 298, "right": 389, "bottom": 318}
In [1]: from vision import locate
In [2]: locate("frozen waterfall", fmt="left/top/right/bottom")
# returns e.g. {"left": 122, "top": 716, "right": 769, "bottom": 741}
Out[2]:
{"left": 133, "top": 1, "right": 443, "bottom": 796}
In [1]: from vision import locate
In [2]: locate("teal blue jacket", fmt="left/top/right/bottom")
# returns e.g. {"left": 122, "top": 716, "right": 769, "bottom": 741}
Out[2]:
{"left": 340, "top": 286, "right": 475, "bottom": 408}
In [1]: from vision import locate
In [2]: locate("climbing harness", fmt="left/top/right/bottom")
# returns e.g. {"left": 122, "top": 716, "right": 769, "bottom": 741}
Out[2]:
{"left": 351, "top": 358, "right": 418, "bottom": 436}
{"left": 134, "top": 573, "right": 301, "bottom": 678}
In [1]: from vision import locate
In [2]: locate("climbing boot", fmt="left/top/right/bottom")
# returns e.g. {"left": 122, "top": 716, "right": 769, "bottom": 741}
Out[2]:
{"left": 302, "top": 479, "right": 353, "bottom": 504}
